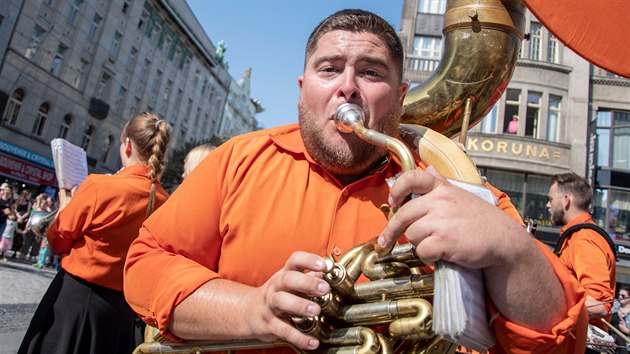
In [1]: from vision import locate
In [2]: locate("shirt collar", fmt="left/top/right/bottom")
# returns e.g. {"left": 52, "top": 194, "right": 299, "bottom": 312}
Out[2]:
{"left": 560, "top": 212, "right": 594, "bottom": 234}
{"left": 116, "top": 164, "right": 151, "bottom": 177}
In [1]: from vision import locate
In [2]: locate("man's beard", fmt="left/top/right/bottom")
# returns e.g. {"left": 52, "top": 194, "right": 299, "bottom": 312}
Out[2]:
{"left": 298, "top": 99, "right": 401, "bottom": 178}
{"left": 551, "top": 208, "right": 565, "bottom": 226}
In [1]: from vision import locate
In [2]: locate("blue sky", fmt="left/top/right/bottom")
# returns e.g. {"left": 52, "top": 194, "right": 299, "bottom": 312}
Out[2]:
{"left": 187, "top": 0, "right": 404, "bottom": 129}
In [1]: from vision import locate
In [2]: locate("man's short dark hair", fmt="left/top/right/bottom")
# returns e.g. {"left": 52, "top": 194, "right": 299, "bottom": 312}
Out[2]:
{"left": 304, "top": 9, "right": 404, "bottom": 80}
{"left": 551, "top": 172, "right": 593, "bottom": 211}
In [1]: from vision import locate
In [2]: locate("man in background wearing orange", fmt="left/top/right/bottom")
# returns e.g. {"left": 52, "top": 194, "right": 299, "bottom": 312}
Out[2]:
{"left": 548, "top": 172, "right": 616, "bottom": 352}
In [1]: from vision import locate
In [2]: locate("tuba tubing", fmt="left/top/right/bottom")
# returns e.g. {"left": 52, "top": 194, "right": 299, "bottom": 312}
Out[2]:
{"left": 134, "top": 1, "right": 525, "bottom": 353}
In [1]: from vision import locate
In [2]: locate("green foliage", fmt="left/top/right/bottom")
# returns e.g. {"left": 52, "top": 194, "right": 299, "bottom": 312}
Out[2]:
{"left": 161, "top": 135, "right": 227, "bottom": 191}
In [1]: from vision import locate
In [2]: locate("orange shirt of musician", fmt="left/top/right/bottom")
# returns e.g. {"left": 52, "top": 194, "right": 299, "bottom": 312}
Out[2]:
{"left": 124, "top": 125, "right": 586, "bottom": 354}
{"left": 47, "top": 164, "right": 169, "bottom": 291}
{"left": 556, "top": 212, "right": 616, "bottom": 331}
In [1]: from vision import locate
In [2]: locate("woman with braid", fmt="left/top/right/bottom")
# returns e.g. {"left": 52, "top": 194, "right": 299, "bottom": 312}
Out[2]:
{"left": 19, "top": 113, "right": 172, "bottom": 354}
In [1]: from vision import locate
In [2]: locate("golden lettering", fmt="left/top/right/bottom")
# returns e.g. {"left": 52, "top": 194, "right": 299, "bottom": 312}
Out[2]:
{"left": 467, "top": 138, "right": 478, "bottom": 151}
{"left": 497, "top": 141, "right": 508, "bottom": 153}
{"left": 539, "top": 148, "right": 550, "bottom": 160}
{"left": 553, "top": 151, "right": 561, "bottom": 159}
{"left": 511, "top": 143, "right": 523, "bottom": 155}
{"left": 525, "top": 145, "right": 537, "bottom": 157}
{"left": 481, "top": 140, "right": 494, "bottom": 152}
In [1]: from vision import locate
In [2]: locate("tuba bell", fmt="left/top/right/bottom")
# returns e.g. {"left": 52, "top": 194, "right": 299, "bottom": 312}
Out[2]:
{"left": 28, "top": 209, "right": 58, "bottom": 238}
{"left": 133, "top": 0, "right": 525, "bottom": 353}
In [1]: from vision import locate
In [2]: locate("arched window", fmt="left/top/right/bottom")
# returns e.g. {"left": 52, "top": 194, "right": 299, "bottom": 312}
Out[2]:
{"left": 3, "top": 89, "right": 25, "bottom": 125}
{"left": 32, "top": 102, "right": 50, "bottom": 137}
{"left": 58, "top": 114, "right": 72, "bottom": 139}
{"left": 101, "top": 134, "right": 114, "bottom": 164}
{"left": 81, "top": 125, "right": 94, "bottom": 152}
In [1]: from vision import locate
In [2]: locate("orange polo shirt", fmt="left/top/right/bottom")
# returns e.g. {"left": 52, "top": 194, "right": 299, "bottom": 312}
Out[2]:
{"left": 556, "top": 212, "right": 616, "bottom": 330}
{"left": 124, "top": 124, "right": 586, "bottom": 353}
{"left": 47, "top": 164, "right": 168, "bottom": 291}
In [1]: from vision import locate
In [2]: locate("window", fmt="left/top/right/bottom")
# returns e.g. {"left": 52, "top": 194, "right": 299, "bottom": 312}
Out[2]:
{"left": 81, "top": 125, "right": 94, "bottom": 152}
{"left": 138, "top": 7, "right": 149, "bottom": 30}
{"left": 73, "top": 58, "right": 89, "bottom": 89}
{"left": 418, "top": 0, "right": 446, "bottom": 14}
{"left": 163, "top": 79, "right": 172, "bottom": 104}
{"left": 528, "top": 22, "right": 542, "bottom": 61}
{"left": 524, "top": 174, "right": 552, "bottom": 221}
{"left": 140, "top": 59, "right": 151, "bottom": 82}
{"left": 480, "top": 104, "right": 499, "bottom": 133}
{"left": 115, "top": 86, "right": 127, "bottom": 115}
{"left": 131, "top": 96, "right": 141, "bottom": 115}
{"left": 101, "top": 135, "right": 114, "bottom": 164}
{"left": 87, "top": 13, "right": 103, "bottom": 42}
{"left": 110, "top": 31, "right": 122, "bottom": 58}
{"left": 193, "top": 69, "right": 200, "bottom": 87}
{"left": 612, "top": 112, "right": 630, "bottom": 169}
{"left": 409, "top": 36, "right": 442, "bottom": 72}
{"left": 593, "top": 189, "right": 630, "bottom": 240}
{"left": 412, "top": 36, "right": 442, "bottom": 59}
{"left": 597, "top": 111, "right": 612, "bottom": 168}
{"left": 25, "top": 25, "right": 46, "bottom": 60}
{"left": 547, "top": 34, "right": 559, "bottom": 63}
{"left": 95, "top": 72, "right": 112, "bottom": 99}
{"left": 149, "top": 22, "right": 161, "bottom": 45}
{"left": 525, "top": 91, "right": 541, "bottom": 138}
{"left": 485, "top": 169, "right": 525, "bottom": 213}
{"left": 3, "top": 89, "right": 25, "bottom": 125}
{"left": 58, "top": 114, "right": 72, "bottom": 138}
{"left": 163, "top": 34, "right": 172, "bottom": 53}
{"left": 547, "top": 95, "right": 561, "bottom": 142}
{"left": 122, "top": 0, "right": 132, "bottom": 14}
{"left": 50, "top": 43, "right": 68, "bottom": 77}
{"left": 68, "top": 0, "right": 81, "bottom": 25}
{"left": 503, "top": 89, "right": 520, "bottom": 133}
{"left": 152, "top": 70, "right": 162, "bottom": 93}
{"left": 32, "top": 102, "right": 50, "bottom": 137}
{"left": 126, "top": 47, "right": 138, "bottom": 72}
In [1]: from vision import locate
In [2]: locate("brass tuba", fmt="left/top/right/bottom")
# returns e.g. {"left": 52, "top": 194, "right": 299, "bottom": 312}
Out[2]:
{"left": 133, "top": 0, "right": 525, "bottom": 353}
{"left": 28, "top": 209, "right": 58, "bottom": 238}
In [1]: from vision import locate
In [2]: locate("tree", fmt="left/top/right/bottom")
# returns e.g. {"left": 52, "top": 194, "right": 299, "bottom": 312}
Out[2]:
{"left": 161, "top": 135, "right": 227, "bottom": 192}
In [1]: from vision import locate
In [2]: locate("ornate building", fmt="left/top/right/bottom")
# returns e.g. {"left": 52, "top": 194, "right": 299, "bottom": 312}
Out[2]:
{"left": 400, "top": 0, "right": 630, "bottom": 281}
{"left": 0, "top": 0, "right": 254, "bottom": 191}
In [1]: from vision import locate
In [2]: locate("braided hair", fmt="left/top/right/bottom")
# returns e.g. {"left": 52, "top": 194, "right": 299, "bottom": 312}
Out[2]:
{"left": 121, "top": 112, "right": 172, "bottom": 216}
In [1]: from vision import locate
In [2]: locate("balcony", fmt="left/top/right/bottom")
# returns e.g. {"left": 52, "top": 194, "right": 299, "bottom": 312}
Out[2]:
{"left": 404, "top": 55, "right": 439, "bottom": 84}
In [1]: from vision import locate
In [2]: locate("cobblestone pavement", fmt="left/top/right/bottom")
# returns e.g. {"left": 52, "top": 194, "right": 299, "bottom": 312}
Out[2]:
{"left": 0, "top": 259, "right": 56, "bottom": 354}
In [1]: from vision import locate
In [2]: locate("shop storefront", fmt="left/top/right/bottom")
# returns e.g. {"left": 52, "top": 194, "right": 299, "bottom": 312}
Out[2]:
{"left": 0, "top": 139, "right": 56, "bottom": 191}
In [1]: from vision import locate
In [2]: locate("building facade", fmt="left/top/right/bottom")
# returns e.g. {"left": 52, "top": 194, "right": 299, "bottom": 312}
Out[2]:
{"left": 0, "top": 0, "right": 244, "bottom": 191}
{"left": 400, "top": 0, "right": 630, "bottom": 281}
{"left": 219, "top": 67, "right": 264, "bottom": 139}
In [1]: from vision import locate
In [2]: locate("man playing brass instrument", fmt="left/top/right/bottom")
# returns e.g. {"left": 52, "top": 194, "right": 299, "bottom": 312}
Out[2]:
{"left": 124, "top": 9, "right": 587, "bottom": 353}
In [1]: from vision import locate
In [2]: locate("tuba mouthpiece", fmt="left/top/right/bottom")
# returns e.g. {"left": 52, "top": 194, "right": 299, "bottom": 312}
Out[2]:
{"left": 334, "top": 103, "right": 365, "bottom": 133}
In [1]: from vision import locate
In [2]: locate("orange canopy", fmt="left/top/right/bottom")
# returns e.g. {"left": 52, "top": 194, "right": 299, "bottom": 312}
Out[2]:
{"left": 524, "top": 0, "right": 630, "bottom": 78}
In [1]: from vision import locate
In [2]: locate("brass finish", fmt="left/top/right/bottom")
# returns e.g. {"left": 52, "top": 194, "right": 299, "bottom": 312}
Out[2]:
{"left": 28, "top": 209, "right": 59, "bottom": 237}
{"left": 402, "top": 0, "right": 526, "bottom": 139}
{"left": 132, "top": 1, "right": 524, "bottom": 353}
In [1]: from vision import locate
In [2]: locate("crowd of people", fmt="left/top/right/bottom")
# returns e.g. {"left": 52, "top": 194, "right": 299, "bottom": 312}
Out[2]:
{"left": 0, "top": 183, "right": 58, "bottom": 269}
{"left": 0, "top": 7, "right": 627, "bottom": 354}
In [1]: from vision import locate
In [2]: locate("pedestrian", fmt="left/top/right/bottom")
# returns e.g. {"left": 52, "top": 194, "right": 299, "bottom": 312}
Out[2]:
{"left": 0, "top": 212, "right": 18, "bottom": 261}
{"left": 182, "top": 144, "right": 216, "bottom": 180}
{"left": 124, "top": 9, "right": 586, "bottom": 353}
{"left": 18, "top": 112, "right": 173, "bottom": 354}
{"left": 33, "top": 236, "right": 49, "bottom": 269}
{"left": 547, "top": 172, "right": 616, "bottom": 353}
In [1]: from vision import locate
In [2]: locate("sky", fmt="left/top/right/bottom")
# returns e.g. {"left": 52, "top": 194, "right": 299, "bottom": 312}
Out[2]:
{"left": 186, "top": 0, "right": 404, "bottom": 130}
